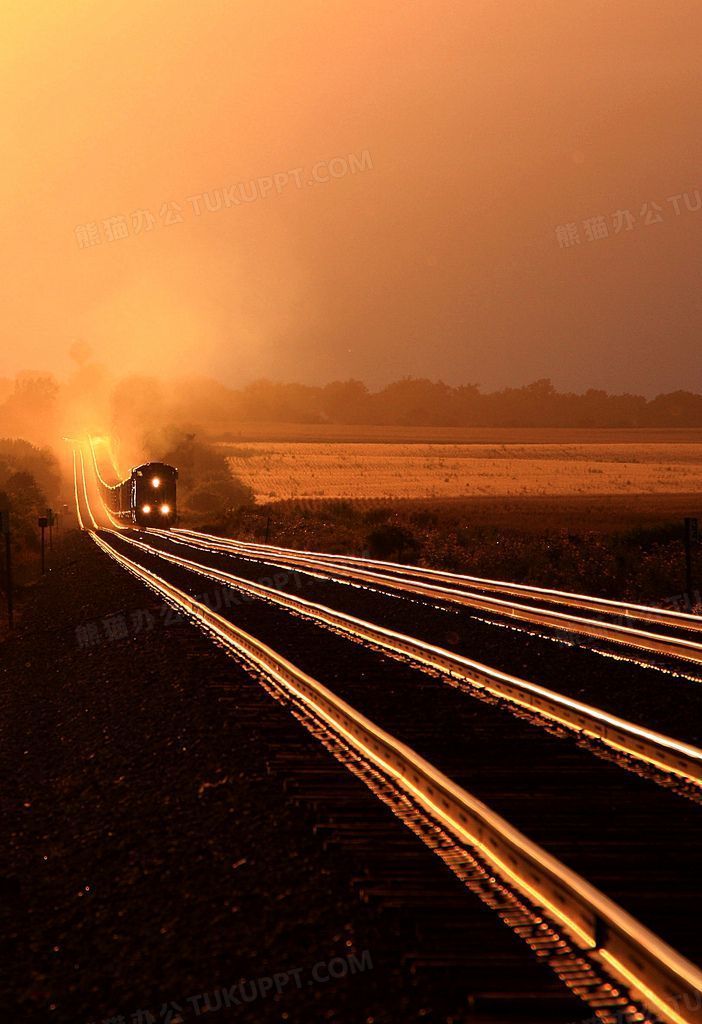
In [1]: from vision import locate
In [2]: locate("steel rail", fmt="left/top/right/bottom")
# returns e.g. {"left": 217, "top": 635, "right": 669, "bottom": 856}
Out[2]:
{"left": 90, "top": 529, "right": 702, "bottom": 1024}
{"left": 155, "top": 530, "right": 702, "bottom": 668}
{"left": 115, "top": 531, "right": 702, "bottom": 788}
{"left": 78, "top": 449, "right": 99, "bottom": 530}
{"left": 88, "top": 436, "right": 135, "bottom": 528}
{"left": 88, "top": 435, "right": 120, "bottom": 490}
{"left": 87, "top": 433, "right": 124, "bottom": 482}
{"left": 174, "top": 527, "right": 702, "bottom": 633}
{"left": 71, "top": 449, "right": 85, "bottom": 532}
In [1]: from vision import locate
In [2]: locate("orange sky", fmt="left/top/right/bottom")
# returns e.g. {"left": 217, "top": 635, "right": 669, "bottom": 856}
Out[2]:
{"left": 2, "top": 0, "right": 702, "bottom": 394}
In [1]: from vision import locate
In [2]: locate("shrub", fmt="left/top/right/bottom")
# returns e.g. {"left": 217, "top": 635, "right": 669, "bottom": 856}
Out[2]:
{"left": 159, "top": 435, "right": 253, "bottom": 516}
{"left": 365, "top": 523, "right": 420, "bottom": 561}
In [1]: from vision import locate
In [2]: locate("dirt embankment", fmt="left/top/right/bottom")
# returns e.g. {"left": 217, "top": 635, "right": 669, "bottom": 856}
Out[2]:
{"left": 0, "top": 532, "right": 426, "bottom": 1022}
{"left": 3, "top": 530, "right": 580, "bottom": 1024}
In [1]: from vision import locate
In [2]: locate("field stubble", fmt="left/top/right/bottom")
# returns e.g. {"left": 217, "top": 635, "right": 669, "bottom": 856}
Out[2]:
{"left": 212, "top": 431, "right": 702, "bottom": 602}
{"left": 222, "top": 438, "right": 702, "bottom": 502}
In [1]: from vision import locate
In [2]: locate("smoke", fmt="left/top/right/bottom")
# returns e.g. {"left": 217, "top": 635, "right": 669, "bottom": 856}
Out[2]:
{"left": 0, "top": 355, "right": 236, "bottom": 490}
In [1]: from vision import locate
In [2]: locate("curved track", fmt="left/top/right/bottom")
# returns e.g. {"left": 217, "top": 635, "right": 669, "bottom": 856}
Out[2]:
{"left": 71, "top": 444, "right": 702, "bottom": 1024}
{"left": 115, "top": 528, "right": 702, "bottom": 794}
{"left": 164, "top": 528, "right": 702, "bottom": 672}
{"left": 176, "top": 529, "right": 702, "bottom": 634}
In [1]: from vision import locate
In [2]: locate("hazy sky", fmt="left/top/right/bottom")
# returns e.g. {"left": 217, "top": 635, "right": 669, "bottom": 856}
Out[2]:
{"left": 3, "top": 1, "right": 702, "bottom": 395}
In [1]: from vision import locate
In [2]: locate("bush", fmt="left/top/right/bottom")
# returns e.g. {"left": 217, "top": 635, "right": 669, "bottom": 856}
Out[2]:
{"left": 159, "top": 435, "right": 253, "bottom": 516}
{"left": 0, "top": 439, "right": 60, "bottom": 559}
{"left": 365, "top": 523, "right": 420, "bottom": 561}
{"left": 362, "top": 506, "right": 393, "bottom": 525}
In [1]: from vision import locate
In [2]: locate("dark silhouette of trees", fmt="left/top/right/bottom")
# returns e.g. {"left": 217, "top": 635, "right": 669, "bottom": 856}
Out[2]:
{"left": 644, "top": 391, "right": 702, "bottom": 427}
{"left": 4, "top": 370, "right": 702, "bottom": 438}
{"left": 202, "top": 377, "right": 702, "bottom": 428}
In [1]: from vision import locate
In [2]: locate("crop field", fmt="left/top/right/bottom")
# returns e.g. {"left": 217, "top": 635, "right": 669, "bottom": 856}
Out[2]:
{"left": 221, "top": 435, "right": 702, "bottom": 502}
{"left": 215, "top": 423, "right": 702, "bottom": 444}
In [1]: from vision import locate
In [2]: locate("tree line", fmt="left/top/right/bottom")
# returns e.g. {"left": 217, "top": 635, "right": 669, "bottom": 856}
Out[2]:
{"left": 218, "top": 380, "right": 702, "bottom": 428}
{"left": 184, "top": 377, "right": 702, "bottom": 428}
{"left": 4, "top": 372, "right": 702, "bottom": 436}
{"left": 0, "top": 438, "right": 60, "bottom": 561}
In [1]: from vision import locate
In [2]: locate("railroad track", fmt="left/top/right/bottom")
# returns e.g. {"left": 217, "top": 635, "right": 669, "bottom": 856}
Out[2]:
{"left": 175, "top": 528, "right": 702, "bottom": 636}
{"left": 87, "top": 524, "right": 702, "bottom": 1024}
{"left": 160, "top": 528, "right": 702, "bottom": 672}
{"left": 70, "top": 447, "right": 702, "bottom": 1023}
{"left": 113, "top": 528, "right": 702, "bottom": 795}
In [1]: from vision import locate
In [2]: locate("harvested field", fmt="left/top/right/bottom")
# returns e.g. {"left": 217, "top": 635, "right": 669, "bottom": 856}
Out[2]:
{"left": 215, "top": 424, "right": 702, "bottom": 445}
{"left": 221, "top": 438, "right": 702, "bottom": 502}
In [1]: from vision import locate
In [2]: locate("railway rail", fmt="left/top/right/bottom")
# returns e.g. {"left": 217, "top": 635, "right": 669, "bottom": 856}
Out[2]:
{"left": 158, "top": 528, "right": 702, "bottom": 672}
{"left": 73, "top": 445, "right": 702, "bottom": 1023}
{"left": 114, "top": 529, "right": 702, "bottom": 793}
{"left": 175, "top": 528, "right": 702, "bottom": 635}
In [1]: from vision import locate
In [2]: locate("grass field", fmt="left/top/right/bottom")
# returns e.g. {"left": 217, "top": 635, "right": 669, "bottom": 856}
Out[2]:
{"left": 216, "top": 492, "right": 702, "bottom": 605}
{"left": 220, "top": 435, "right": 702, "bottom": 502}
{"left": 207, "top": 426, "right": 702, "bottom": 604}
{"left": 215, "top": 424, "right": 702, "bottom": 445}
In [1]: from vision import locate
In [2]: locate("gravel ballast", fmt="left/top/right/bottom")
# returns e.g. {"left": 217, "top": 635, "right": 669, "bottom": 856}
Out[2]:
{"left": 101, "top": 530, "right": 702, "bottom": 966}
{"left": 140, "top": 530, "right": 702, "bottom": 747}
{"left": 2, "top": 531, "right": 587, "bottom": 1024}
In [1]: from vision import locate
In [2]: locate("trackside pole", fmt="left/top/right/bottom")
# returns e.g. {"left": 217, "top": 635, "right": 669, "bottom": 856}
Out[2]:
{"left": 684, "top": 517, "right": 699, "bottom": 604}
{"left": 38, "top": 515, "right": 48, "bottom": 574}
{"left": 0, "top": 509, "right": 12, "bottom": 628}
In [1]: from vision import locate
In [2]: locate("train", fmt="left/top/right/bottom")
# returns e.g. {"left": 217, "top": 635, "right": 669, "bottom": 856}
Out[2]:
{"left": 103, "top": 462, "right": 178, "bottom": 528}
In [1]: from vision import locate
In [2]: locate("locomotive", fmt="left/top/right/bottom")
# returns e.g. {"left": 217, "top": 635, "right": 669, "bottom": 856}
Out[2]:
{"left": 104, "top": 462, "right": 178, "bottom": 528}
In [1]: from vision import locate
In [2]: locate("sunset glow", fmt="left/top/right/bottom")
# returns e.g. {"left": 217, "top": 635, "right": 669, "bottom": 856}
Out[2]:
{"left": 4, "top": 7, "right": 702, "bottom": 1024}
{"left": 3, "top": 2, "right": 702, "bottom": 393}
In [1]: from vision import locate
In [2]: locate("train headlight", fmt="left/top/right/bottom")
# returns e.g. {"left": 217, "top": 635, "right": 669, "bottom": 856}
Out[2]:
{"left": 142, "top": 504, "right": 152, "bottom": 514}
{"left": 160, "top": 504, "right": 171, "bottom": 515}
{"left": 152, "top": 477, "right": 160, "bottom": 488}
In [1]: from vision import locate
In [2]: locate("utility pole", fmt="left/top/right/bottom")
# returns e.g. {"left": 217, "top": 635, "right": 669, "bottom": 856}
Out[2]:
{"left": 47, "top": 508, "right": 54, "bottom": 551}
{"left": 38, "top": 515, "right": 48, "bottom": 574}
{"left": 684, "top": 517, "right": 698, "bottom": 603}
{"left": 0, "top": 509, "right": 13, "bottom": 628}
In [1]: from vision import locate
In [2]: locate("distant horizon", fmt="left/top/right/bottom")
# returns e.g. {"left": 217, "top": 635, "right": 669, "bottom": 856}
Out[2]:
{"left": 3, "top": 358, "right": 702, "bottom": 403}
{"left": 5, "top": 367, "right": 702, "bottom": 402}
{"left": 4, "top": 373, "right": 702, "bottom": 451}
